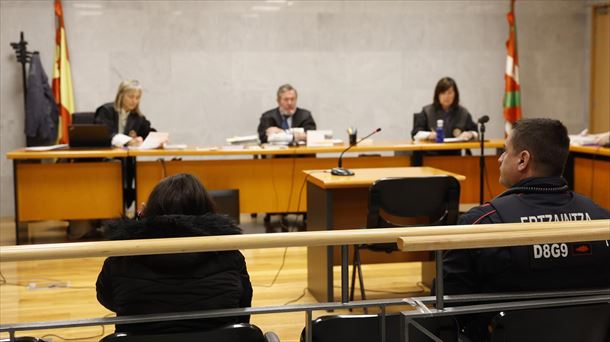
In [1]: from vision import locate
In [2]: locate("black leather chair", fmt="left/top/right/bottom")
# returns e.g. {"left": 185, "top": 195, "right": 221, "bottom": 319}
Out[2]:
{"left": 71, "top": 112, "right": 96, "bottom": 124}
{"left": 209, "top": 189, "right": 240, "bottom": 224}
{"left": 487, "top": 303, "right": 610, "bottom": 342}
{"left": 299, "top": 313, "right": 458, "bottom": 342}
{"left": 350, "top": 176, "right": 461, "bottom": 301}
{"left": 100, "top": 323, "right": 279, "bottom": 342}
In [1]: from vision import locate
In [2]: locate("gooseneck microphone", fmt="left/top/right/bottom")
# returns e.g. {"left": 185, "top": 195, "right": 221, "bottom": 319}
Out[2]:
{"left": 331, "top": 128, "right": 382, "bottom": 176}
{"left": 478, "top": 115, "right": 490, "bottom": 124}
{"left": 477, "top": 115, "right": 489, "bottom": 205}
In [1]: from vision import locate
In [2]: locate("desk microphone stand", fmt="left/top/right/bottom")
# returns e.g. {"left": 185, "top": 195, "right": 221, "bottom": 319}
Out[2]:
{"left": 479, "top": 121, "right": 486, "bottom": 205}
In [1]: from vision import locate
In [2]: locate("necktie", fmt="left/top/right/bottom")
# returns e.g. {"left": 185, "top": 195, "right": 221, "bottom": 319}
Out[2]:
{"left": 281, "top": 116, "right": 289, "bottom": 130}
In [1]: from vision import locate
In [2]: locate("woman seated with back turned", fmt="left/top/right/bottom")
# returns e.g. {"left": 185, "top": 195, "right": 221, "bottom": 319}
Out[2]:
{"left": 96, "top": 173, "right": 253, "bottom": 335}
{"left": 411, "top": 77, "right": 478, "bottom": 143}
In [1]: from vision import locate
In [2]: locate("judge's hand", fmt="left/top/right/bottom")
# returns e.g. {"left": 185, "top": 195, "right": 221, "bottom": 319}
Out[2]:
{"left": 457, "top": 131, "right": 475, "bottom": 141}
{"left": 266, "top": 127, "right": 284, "bottom": 136}
{"left": 127, "top": 136, "right": 143, "bottom": 147}
{"left": 429, "top": 131, "right": 437, "bottom": 141}
{"left": 294, "top": 132, "right": 307, "bottom": 141}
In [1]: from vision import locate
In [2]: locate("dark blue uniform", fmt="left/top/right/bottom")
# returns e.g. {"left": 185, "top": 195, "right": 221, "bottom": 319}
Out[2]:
{"left": 440, "top": 177, "right": 609, "bottom": 341}
{"left": 443, "top": 177, "right": 610, "bottom": 295}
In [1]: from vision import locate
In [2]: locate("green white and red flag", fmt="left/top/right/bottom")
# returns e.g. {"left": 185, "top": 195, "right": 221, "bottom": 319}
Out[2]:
{"left": 503, "top": 0, "right": 521, "bottom": 135}
{"left": 52, "top": 0, "right": 75, "bottom": 144}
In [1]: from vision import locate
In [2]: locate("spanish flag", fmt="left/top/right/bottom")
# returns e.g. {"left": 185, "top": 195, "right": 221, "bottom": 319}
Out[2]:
{"left": 52, "top": 0, "right": 74, "bottom": 144}
{"left": 503, "top": 0, "right": 521, "bottom": 135}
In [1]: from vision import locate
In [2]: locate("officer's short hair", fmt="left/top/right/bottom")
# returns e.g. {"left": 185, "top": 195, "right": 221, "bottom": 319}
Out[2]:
{"left": 511, "top": 118, "right": 570, "bottom": 177}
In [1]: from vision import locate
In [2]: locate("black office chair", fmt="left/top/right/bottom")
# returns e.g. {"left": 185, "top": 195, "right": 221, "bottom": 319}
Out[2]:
{"left": 100, "top": 323, "right": 280, "bottom": 342}
{"left": 299, "top": 313, "right": 458, "bottom": 342}
{"left": 209, "top": 189, "right": 240, "bottom": 224}
{"left": 350, "top": 176, "right": 461, "bottom": 302}
{"left": 487, "top": 303, "right": 610, "bottom": 342}
{"left": 71, "top": 112, "right": 96, "bottom": 124}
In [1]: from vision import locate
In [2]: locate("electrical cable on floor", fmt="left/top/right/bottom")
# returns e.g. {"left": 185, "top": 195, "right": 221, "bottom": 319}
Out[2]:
{"left": 255, "top": 247, "right": 288, "bottom": 288}
{"left": 0, "top": 271, "right": 94, "bottom": 289}
{"left": 40, "top": 314, "right": 113, "bottom": 341}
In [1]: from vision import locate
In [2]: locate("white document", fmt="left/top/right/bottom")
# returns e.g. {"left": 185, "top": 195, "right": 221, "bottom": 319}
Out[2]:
{"left": 24, "top": 144, "right": 68, "bottom": 151}
{"left": 226, "top": 134, "right": 260, "bottom": 145}
{"left": 112, "top": 133, "right": 132, "bottom": 147}
{"left": 133, "top": 132, "right": 169, "bottom": 150}
{"left": 443, "top": 137, "right": 468, "bottom": 143}
{"left": 306, "top": 130, "right": 326, "bottom": 146}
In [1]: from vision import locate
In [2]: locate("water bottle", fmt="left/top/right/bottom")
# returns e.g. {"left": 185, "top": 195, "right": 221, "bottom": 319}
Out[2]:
{"left": 435, "top": 119, "right": 445, "bottom": 143}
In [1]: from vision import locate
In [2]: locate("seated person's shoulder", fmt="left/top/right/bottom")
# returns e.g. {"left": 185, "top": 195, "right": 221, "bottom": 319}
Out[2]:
{"left": 459, "top": 203, "right": 499, "bottom": 225}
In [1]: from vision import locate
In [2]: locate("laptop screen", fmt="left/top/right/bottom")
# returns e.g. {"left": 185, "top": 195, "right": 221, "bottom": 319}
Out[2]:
{"left": 68, "top": 124, "right": 112, "bottom": 148}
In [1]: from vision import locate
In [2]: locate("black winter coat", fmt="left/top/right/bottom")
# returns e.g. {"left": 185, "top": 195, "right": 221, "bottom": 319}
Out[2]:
{"left": 96, "top": 214, "right": 253, "bottom": 334}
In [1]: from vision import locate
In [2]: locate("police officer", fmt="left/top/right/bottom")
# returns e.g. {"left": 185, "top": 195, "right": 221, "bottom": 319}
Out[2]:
{"left": 441, "top": 118, "right": 609, "bottom": 339}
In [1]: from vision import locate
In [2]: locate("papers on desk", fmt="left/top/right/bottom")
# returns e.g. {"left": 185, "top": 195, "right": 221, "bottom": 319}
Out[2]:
{"left": 112, "top": 133, "right": 132, "bottom": 147}
{"left": 129, "top": 132, "right": 169, "bottom": 150}
{"left": 307, "top": 130, "right": 339, "bottom": 147}
{"left": 226, "top": 134, "right": 260, "bottom": 146}
{"left": 443, "top": 137, "right": 469, "bottom": 143}
{"left": 24, "top": 144, "right": 68, "bottom": 151}
{"left": 569, "top": 134, "right": 599, "bottom": 146}
{"left": 163, "top": 144, "right": 188, "bottom": 150}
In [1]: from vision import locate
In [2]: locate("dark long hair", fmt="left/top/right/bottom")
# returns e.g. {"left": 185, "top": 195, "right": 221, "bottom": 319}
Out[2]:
{"left": 433, "top": 77, "right": 460, "bottom": 109}
{"left": 142, "top": 173, "right": 217, "bottom": 217}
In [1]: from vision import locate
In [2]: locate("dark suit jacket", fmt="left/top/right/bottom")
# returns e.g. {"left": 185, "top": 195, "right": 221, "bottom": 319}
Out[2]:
{"left": 257, "top": 107, "right": 316, "bottom": 143}
{"left": 94, "top": 102, "right": 154, "bottom": 140}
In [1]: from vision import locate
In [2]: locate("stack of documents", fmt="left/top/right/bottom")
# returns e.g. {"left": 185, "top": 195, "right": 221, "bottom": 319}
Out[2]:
{"left": 226, "top": 135, "right": 260, "bottom": 146}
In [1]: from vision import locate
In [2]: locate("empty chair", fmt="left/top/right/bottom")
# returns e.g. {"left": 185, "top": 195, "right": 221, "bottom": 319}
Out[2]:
{"left": 299, "top": 313, "right": 457, "bottom": 342}
{"left": 487, "top": 303, "right": 610, "bottom": 342}
{"left": 209, "top": 189, "right": 240, "bottom": 224}
{"left": 350, "top": 176, "right": 461, "bottom": 301}
{"left": 100, "top": 323, "right": 279, "bottom": 342}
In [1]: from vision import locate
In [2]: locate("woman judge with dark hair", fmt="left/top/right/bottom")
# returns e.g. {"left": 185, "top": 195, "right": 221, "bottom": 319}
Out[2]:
{"left": 411, "top": 77, "right": 478, "bottom": 142}
{"left": 96, "top": 173, "right": 252, "bottom": 335}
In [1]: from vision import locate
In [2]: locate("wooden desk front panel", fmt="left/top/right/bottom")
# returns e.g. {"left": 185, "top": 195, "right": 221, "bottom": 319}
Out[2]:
{"left": 573, "top": 157, "right": 610, "bottom": 209}
{"left": 16, "top": 162, "right": 123, "bottom": 221}
{"left": 136, "top": 155, "right": 410, "bottom": 213}
{"left": 423, "top": 155, "right": 504, "bottom": 203}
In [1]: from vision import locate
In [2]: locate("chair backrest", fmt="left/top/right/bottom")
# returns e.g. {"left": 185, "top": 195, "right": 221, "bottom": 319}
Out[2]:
{"left": 487, "top": 303, "right": 610, "bottom": 342}
{"left": 300, "top": 313, "right": 458, "bottom": 342}
{"left": 209, "top": 189, "right": 240, "bottom": 224}
{"left": 71, "top": 112, "right": 96, "bottom": 124}
{"left": 367, "top": 176, "right": 460, "bottom": 229}
{"left": 99, "top": 323, "right": 266, "bottom": 342}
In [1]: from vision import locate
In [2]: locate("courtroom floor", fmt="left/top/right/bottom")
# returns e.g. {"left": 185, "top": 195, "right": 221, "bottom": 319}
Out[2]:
{"left": 0, "top": 215, "right": 428, "bottom": 342}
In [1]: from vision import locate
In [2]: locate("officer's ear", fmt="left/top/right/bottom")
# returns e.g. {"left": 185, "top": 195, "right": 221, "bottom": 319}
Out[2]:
{"left": 517, "top": 150, "right": 531, "bottom": 171}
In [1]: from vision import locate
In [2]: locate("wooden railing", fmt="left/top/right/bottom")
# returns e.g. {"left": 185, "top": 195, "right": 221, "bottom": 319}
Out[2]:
{"left": 1, "top": 220, "right": 608, "bottom": 262}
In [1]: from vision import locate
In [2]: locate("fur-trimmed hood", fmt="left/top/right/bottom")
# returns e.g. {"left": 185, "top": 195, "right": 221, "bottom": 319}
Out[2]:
{"left": 102, "top": 213, "right": 242, "bottom": 268}
{"left": 103, "top": 213, "right": 241, "bottom": 240}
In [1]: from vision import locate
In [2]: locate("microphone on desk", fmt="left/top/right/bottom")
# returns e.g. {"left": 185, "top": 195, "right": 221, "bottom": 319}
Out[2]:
{"left": 331, "top": 128, "right": 382, "bottom": 176}
{"left": 477, "top": 115, "right": 489, "bottom": 205}
{"left": 477, "top": 115, "right": 490, "bottom": 124}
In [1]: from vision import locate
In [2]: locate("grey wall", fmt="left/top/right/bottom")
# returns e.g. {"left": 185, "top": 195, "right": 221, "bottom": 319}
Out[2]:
{"left": 0, "top": 0, "right": 594, "bottom": 218}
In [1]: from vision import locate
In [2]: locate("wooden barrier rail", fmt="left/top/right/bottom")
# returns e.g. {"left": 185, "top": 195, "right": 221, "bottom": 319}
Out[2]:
{"left": 1, "top": 220, "right": 608, "bottom": 262}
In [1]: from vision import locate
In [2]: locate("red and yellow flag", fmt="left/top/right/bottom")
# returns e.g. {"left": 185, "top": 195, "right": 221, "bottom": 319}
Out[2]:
{"left": 503, "top": 0, "right": 521, "bottom": 136}
{"left": 52, "top": 0, "right": 74, "bottom": 144}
